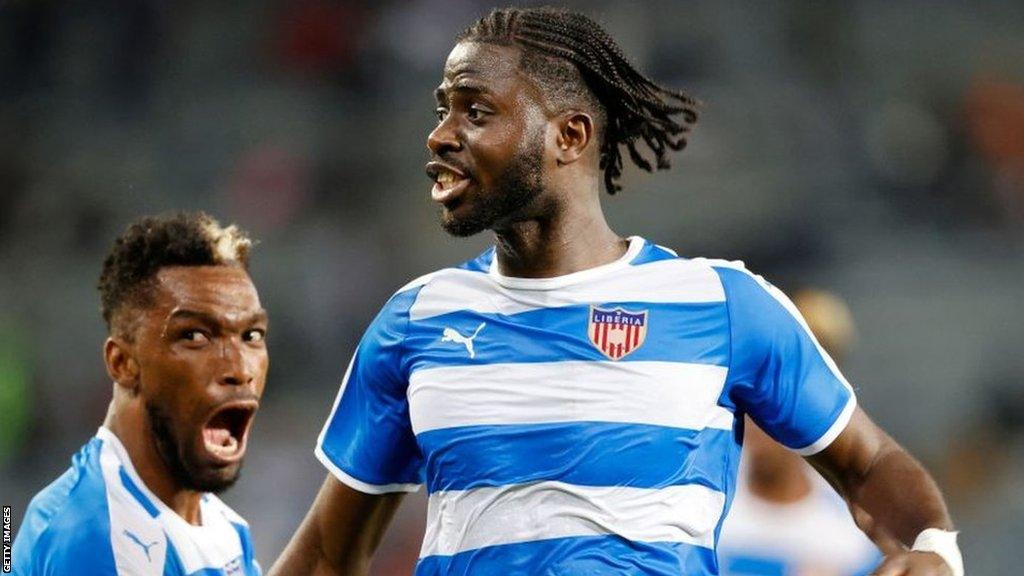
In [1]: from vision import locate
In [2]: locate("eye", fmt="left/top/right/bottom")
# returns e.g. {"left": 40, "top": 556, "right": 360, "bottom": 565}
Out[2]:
{"left": 467, "top": 103, "right": 489, "bottom": 121}
{"left": 181, "top": 330, "right": 210, "bottom": 345}
{"left": 244, "top": 329, "right": 266, "bottom": 344}
{"left": 435, "top": 107, "right": 449, "bottom": 122}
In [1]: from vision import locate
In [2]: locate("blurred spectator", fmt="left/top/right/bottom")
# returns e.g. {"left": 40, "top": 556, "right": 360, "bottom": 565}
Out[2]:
{"left": 964, "top": 78, "right": 1024, "bottom": 227}
{"left": 275, "top": 0, "right": 369, "bottom": 87}
{"left": 717, "top": 288, "right": 881, "bottom": 576}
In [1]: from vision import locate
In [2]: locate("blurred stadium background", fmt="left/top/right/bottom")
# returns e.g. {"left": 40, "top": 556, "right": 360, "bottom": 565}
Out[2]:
{"left": 1, "top": 1, "right": 1022, "bottom": 573}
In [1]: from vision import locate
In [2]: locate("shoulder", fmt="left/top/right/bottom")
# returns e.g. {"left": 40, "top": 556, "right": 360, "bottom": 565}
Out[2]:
{"left": 396, "top": 246, "right": 494, "bottom": 297}
{"left": 653, "top": 255, "right": 799, "bottom": 339}
{"left": 686, "top": 257, "right": 784, "bottom": 309}
{"left": 624, "top": 241, "right": 757, "bottom": 304}
{"left": 18, "top": 478, "right": 117, "bottom": 575}
{"left": 15, "top": 438, "right": 115, "bottom": 570}
{"left": 34, "top": 517, "right": 117, "bottom": 575}
{"left": 392, "top": 255, "right": 493, "bottom": 324}
{"left": 687, "top": 257, "right": 762, "bottom": 285}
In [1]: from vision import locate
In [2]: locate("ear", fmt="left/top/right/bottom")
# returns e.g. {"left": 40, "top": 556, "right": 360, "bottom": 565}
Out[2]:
{"left": 554, "top": 111, "right": 595, "bottom": 167}
{"left": 104, "top": 337, "right": 140, "bottom": 395}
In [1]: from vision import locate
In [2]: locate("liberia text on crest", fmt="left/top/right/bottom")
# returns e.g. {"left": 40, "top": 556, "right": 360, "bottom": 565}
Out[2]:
{"left": 588, "top": 305, "right": 649, "bottom": 361}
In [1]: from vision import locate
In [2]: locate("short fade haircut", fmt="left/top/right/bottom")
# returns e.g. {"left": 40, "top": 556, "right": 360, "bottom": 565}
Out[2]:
{"left": 458, "top": 7, "right": 699, "bottom": 195}
{"left": 98, "top": 212, "right": 253, "bottom": 337}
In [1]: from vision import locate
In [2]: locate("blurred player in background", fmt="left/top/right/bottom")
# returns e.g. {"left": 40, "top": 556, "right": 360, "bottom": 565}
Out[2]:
{"left": 718, "top": 289, "right": 883, "bottom": 575}
{"left": 271, "top": 7, "right": 962, "bottom": 576}
{"left": 13, "top": 212, "right": 267, "bottom": 575}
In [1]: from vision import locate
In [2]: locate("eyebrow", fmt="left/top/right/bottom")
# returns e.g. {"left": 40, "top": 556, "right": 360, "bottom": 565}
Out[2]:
{"left": 435, "top": 82, "right": 490, "bottom": 104}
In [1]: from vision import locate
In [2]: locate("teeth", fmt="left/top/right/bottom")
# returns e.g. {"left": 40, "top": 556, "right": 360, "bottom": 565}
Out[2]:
{"left": 437, "top": 171, "right": 457, "bottom": 188}
{"left": 204, "top": 427, "right": 239, "bottom": 456}
{"left": 209, "top": 435, "right": 238, "bottom": 455}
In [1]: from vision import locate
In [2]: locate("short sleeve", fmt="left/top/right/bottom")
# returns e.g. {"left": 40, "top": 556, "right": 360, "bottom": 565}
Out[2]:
{"left": 315, "top": 288, "right": 424, "bottom": 493}
{"left": 714, "top": 265, "right": 856, "bottom": 455}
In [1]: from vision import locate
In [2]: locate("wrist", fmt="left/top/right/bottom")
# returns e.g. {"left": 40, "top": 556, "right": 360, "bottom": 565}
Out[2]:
{"left": 911, "top": 528, "right": 963, "bottom": 576}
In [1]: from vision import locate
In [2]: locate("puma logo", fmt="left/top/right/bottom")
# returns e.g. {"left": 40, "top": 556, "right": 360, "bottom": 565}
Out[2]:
{"left": 123, "top": 529, "right": 159, "bottom": 562}
{"left": 441, "top": 322, "right": 486, "bottom": 358}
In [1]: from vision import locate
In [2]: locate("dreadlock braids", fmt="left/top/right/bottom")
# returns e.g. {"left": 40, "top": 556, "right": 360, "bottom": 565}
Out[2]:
{"left": 458, "top": 7, "right": 699, "bottom": 194}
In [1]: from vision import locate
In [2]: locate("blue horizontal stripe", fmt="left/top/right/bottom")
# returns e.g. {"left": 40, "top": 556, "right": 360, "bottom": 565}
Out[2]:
{"left": 404, "top": 301, "right": 729, "bottom": 372}
{"left": 418, "top": 422, "right": 738, "bottom": 494}
{"left": 721, "top": 554, "right": 787, "bottom": 576}
{"left": 415, "top": 534, "right": 718, "bottom": 576}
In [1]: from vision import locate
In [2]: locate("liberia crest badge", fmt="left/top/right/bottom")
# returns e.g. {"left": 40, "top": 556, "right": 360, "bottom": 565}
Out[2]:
{"left": 588, "top": 305, "right": 649, "bottom": 360}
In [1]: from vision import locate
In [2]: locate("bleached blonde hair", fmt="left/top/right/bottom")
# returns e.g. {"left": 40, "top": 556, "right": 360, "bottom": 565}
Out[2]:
{"left": 98, "top": 211, "right": 256, "bottom": 334}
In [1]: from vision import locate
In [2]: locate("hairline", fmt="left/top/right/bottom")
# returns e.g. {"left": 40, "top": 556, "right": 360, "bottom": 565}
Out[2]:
{"left": 454, "top": 37, "right": 607, "bottom": 138}
{"left": 107, "top": 261, "right": 251, "bottom": 340}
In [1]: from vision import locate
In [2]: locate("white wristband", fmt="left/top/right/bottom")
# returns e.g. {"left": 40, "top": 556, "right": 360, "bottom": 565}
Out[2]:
{"left": 911, "top": 528, "right": 963, "bottom": 576}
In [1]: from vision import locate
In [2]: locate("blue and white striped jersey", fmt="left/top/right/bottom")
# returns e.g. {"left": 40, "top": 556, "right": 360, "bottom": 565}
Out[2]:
{"left": 317, "top": 236, "right": 856, "bottom": 575}
{"left": 13, "top": 427, "right": 260, "bottom": 576}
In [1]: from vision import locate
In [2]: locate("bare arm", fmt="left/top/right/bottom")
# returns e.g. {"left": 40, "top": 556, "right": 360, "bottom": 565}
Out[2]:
{"left": 268, "top": 475, "right": 405, "bottom": 576}
{"left": 808, "top": 407, "right": 956, "bottom": 575}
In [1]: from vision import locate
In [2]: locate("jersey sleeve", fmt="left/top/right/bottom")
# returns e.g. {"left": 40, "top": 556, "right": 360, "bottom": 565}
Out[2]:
{"left": 315, "top": 288, "right": 424, "bottom": 493}
{"left": 714, "top": 265, "right": 856, "bottom": 455}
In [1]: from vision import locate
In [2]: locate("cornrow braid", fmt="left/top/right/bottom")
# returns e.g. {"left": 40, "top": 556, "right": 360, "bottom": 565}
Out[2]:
{"left": 458, "top": 7, "right": 698, "bottom": 194}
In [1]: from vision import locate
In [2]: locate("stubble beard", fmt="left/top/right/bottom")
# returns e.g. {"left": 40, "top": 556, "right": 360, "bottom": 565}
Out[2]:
{"left": 440, "top": 136, "right": 546, "bottom": 238}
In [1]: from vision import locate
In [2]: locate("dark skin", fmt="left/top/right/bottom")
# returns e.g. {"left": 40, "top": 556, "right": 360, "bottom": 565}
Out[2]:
{"left": 103, "top": 265, "right": 268, "bottom": 525}
{"left": 270, "top": 41, "right": 955, "bottom": 576}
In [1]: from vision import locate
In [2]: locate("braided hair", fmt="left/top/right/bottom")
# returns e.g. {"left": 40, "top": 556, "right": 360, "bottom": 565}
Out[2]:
{"left": 458, "top": 7, "right": 698, "bottom": 194}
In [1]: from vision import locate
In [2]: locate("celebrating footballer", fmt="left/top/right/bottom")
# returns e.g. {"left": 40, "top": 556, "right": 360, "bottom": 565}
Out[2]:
{"left": 271, "top": 7, "right": 962, "bottom": 576}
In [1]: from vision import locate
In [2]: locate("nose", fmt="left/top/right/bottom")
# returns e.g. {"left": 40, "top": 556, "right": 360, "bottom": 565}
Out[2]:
{"left": 427, "top": 115, "right": 462, "bottom": 156}
{"left": 218, "top": 338, "right": 258, "bottom": 388}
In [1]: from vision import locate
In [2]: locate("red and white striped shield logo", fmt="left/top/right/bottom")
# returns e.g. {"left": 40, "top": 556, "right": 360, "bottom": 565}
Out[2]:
{"left": 588, "top": 306, "right": 649, "bottom": 361}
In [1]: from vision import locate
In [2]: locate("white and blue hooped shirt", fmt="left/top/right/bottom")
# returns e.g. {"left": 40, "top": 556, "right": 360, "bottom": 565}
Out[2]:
{"left": 13, "top": 427, "right": 260, "bottom": 575}
{"left": 317, "top": 236, "right": 857, "bottom": 575}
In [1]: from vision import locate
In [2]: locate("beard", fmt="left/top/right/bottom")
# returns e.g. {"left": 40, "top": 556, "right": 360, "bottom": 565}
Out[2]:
{"left": 147, "top": 400, "right": 241, "bottom": 494}
{"left": 440, "top": 133, "right": 546, "bottom": 237}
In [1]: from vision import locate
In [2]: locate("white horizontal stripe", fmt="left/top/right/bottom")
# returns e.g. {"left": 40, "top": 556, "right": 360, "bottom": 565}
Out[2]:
{"left": 407, "top": 360, "right": 733, "bottom": 435}
{"left": 409, "top": 259, "right": 725, "bottom": 321}
{"left": 421, "top": 481, "right": 726, "bottom": 557}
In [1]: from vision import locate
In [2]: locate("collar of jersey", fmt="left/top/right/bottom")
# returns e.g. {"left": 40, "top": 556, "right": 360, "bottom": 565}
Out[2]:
{"left": 96, "top": 426, "right": 216, "bottom": 532}
{"left": 487, "top": 236, "right": 645, "bottom": 291}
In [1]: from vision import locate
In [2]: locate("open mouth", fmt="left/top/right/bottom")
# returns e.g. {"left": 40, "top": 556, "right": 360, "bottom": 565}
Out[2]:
{"left": 426, "top": 161, "right": 470, "bottom": 205}
{"left": 201, "top": 400, "right": 257, "bottom": 463}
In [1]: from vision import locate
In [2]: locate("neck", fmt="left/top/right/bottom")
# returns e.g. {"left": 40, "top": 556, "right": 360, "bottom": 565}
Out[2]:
{"left": 104, "top": 400, "right": 204, "bottom": 525}
{"left": 492, "top": 190, "right": 625, "bottom": 278}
